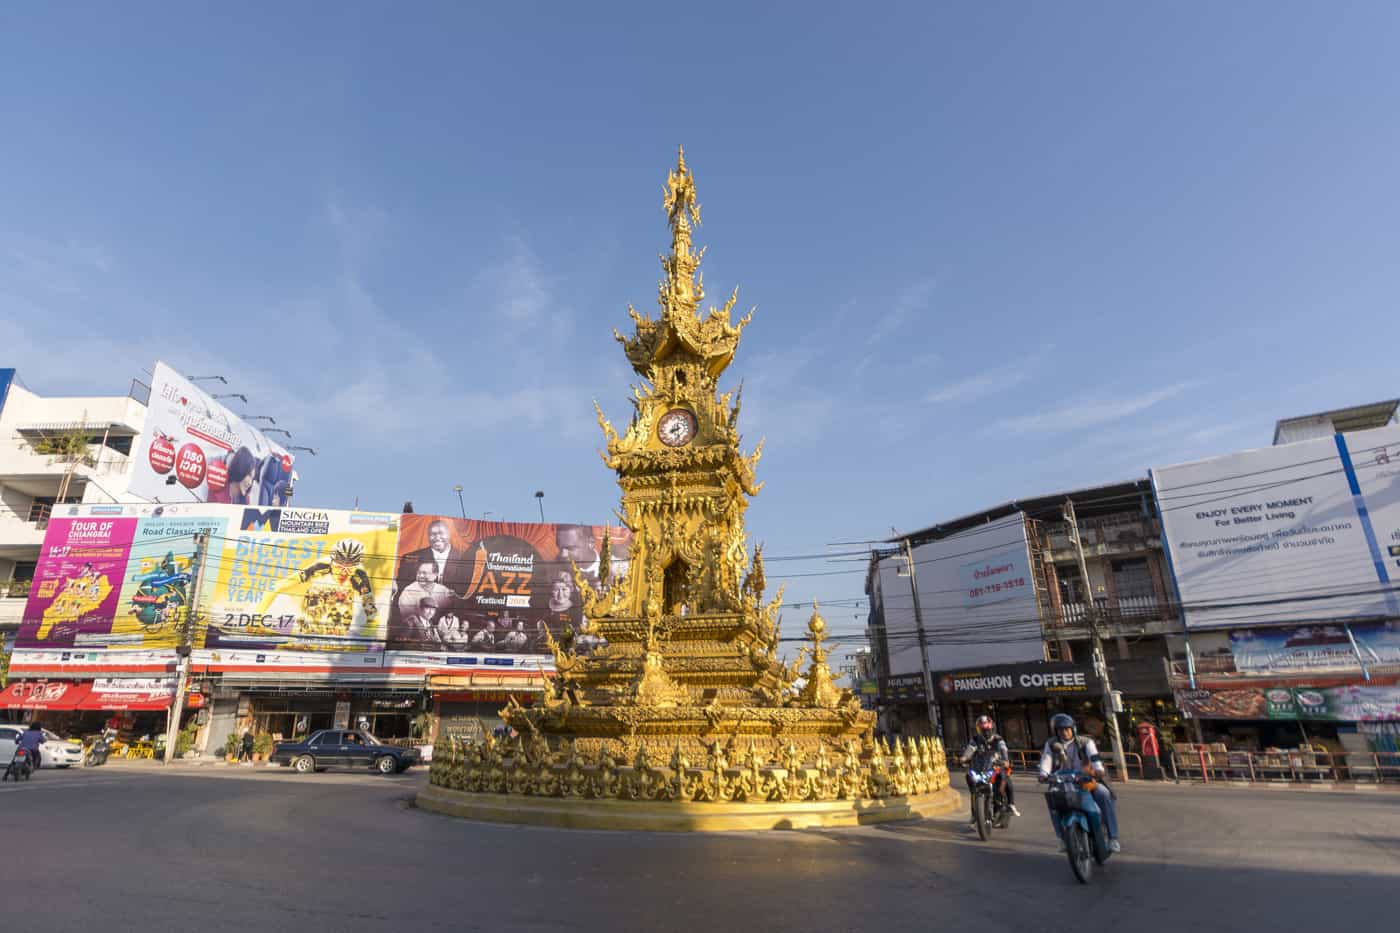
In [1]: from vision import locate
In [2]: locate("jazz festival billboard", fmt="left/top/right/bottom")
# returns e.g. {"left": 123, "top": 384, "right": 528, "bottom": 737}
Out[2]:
{"left": 876, "top": 513, "right": 1044, "bottom": 674}
{"left": 128, "top": 360, "right": 297, "bottom": 506}
{"left": 386, "top": 515, "right": 631, "bottom": 652}
{"left": 1152, "top": 424, "right": 1400, "bottom": 630}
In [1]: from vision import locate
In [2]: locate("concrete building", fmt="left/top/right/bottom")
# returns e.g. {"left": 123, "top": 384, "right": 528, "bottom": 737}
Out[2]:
{"left": 0, "top": 369, "right": 148, "bottom": 632}
{"left": 866, "top": 480, "right": 1176, "bottom": 754}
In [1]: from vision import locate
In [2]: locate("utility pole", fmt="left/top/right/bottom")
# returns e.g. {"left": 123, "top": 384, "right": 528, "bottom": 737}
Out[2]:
{"left": 163, "top": 529, "right": 210, "bottom": 765}
{"left": 1063, "top": 500, "right": 1128, "bottom": 782}
{"left": 902, "top": 537, "right": 942, "bottom": 739}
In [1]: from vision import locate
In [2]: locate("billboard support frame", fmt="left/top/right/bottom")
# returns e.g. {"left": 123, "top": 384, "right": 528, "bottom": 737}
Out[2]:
{"left": 163, "top": 528, "right": 210, "bottom": 765}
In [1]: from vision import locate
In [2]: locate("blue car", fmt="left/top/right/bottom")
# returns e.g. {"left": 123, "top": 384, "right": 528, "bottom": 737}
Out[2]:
{"left": 271, "top": 729, "right": 418, "bottom": 775}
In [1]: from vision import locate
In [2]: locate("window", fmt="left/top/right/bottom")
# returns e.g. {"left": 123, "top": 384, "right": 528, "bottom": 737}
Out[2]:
{"left": 1111, "top": 558, "right": 1155, "bottom": 600}
{"left": 0, "top": 728, "right": 18, "bottom": 741}
{"left": 310, "top": 732, "right": 339, "bottom": 746}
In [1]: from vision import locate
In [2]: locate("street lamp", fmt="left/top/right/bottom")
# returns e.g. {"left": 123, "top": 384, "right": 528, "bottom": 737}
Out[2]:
{"left": 264, "top": 428, "right": 292, "bottom": 439}
{"left": 212, "top": 393, "right": 248, "bottom": 404}
{"left": 453, "top": 484, "right": 466, "bottom": 520}
{"left": 243, "top": 415, "right": 277, "bottom": 425}
{"left": 534, "top": 490, "right": 545, "bottom": 522}
{"left": 190, "top": 375, "right": 227, "bottom": 385}
{"left": 287, "top": 446, "right": 318, "bottom": 456}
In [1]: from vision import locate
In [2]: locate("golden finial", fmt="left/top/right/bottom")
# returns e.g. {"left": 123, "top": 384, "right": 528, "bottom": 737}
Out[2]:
{"left": 664, "top": 146, "right": 701, "bottom": 232}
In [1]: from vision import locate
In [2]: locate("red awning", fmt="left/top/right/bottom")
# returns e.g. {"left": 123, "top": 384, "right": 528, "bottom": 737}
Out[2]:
{"left": 77, "top": 684, "right": 174, "bottom": 711}
{"left": 0, "top": 680, "right": 93, "bottom": 711}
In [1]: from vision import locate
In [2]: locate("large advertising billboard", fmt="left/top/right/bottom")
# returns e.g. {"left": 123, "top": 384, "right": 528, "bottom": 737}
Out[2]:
{"left": 386, "top": 515, "right": 631, "bottom": 652}
{"left": 17, "top": 503, "right": 230, "bottom": 651}
{"left": 1152, "top": 424, "right": 1400, "bottom": 630}
{"left": 201, "top": 507, "right": 399, "bottom": 653}
{"left": 16, "top": 504, "right": 630, "bottom": 669}
{"left": 876, "top": 515, "right": 1045, "bottom": 675}
{"left": 129, "top": 361, "right": 297, "bottom": 506}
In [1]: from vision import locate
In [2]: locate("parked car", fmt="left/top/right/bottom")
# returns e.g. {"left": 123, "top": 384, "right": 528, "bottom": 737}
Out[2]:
{"left": 271, "top": 729, "right": 418, "bottom": 775}
{"left": 0, "top": 724, "right": 83, "bottom": 769}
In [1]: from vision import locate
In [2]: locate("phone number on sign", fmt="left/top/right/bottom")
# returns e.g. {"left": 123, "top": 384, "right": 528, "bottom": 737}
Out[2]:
{"left": 969, "top": 577, "right": 1027, "bottom": 599}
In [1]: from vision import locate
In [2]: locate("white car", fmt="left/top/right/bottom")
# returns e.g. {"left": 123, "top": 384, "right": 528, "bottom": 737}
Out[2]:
{"left": 0, "top": 724, "right": 84, "bottom": 768}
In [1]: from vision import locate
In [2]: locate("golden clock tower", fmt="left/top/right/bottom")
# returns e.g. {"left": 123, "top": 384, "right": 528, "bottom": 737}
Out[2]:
{"left": 423, "top": 151, "right": 955, "bottom": 828}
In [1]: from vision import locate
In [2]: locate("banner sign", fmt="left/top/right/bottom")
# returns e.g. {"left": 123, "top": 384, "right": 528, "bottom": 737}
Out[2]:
{"left": 19, "top": 516, "right": 138, "bottom": 649}
{"left": 17, "top": 504, "right": 229, "bottom": 652}
{"left": 387, "top": 515, "right": 630, "bottom": 653}
{"left": 1152, "top": 424, "right": 1400, "bottom": 630}
{"left": 877, "top": 514, "right": 1043, "bottom": 675}
{"left": 129, "top": 360, "right": 296, "bottom": 506}
{"left": 1228, "top": 622, "right": 1400, "bottom": 674}
{"left": 202, "top": 508, "right": 399, "bottom": 653}
{"left": 933, "top": 661, "right": 1100, "bottom": 701}
{"left": 1174, "top": 684, "right": 1400, "bottom": 721}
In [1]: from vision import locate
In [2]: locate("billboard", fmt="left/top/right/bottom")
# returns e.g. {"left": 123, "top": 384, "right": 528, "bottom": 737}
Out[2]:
{"left": 876, "top": 514, "right": 1044, "bottom": 675}
{"left": 16, "top": 504, "right": 230, "bottom": 651}
{"left": 0, "top": 367, "right": 15, "bottom": 418}
{"left": 1152, "top": 424, "right": 1400, "bottom": 630}
{"left": 17, "top": 504, "right": 630, "bottom": 668}
{"left": 201, "top": 507, "right": 399, "bottom": 653}
{"left": 387, "top": 515, "right": 631, "bottom": 652}
{"left": 1175, "top": 684, "right": 1400, "bottom": 722}
{"left": 129, "top": 361, "right": 297, "bottom": 506}
{"left": 1228, "top": 622, "right": 1400, "bottom": 674}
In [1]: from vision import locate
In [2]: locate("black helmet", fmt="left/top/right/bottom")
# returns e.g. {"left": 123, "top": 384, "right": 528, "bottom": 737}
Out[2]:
{"left": 1050, "top": 713, "right": 1076, "bottom": 735}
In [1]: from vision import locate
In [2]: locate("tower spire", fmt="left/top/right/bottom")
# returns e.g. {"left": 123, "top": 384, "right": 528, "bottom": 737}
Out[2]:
{"left": 661, "top": 145, "right": 703, "bottom": 317}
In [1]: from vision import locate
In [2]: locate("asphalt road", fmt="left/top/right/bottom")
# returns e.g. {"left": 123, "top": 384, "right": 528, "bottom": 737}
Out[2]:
{"left": 5, "top": 764, "right": 1398, "bottom": 932}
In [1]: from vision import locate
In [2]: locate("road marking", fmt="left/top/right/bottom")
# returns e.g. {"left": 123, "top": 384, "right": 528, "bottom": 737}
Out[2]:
{"left": 0, "top": 778, "right": 130, "bottom": 793}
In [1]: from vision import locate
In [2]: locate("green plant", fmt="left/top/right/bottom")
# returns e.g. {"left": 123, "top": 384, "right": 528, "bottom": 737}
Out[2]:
{"left": 175, "top": 719, "right": 199, "bottom": 757}
{"left": 224, "top": 732, "right": 241, "bottom": 758}
{"left": 411, "top": 711, "right": 435, "bottom": 741}
{"left": 253, "top": 733, "right": 273, "bottom": 757}
{"left": 30, "top": 429, "right": 97, "bottom": 466}
{"left": 0, "top": 647, "right": 10, "bottom": 688}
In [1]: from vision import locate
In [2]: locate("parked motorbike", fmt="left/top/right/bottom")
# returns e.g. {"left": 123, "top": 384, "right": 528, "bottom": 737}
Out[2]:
{"left": 1045, "top": 769, "right": 1113, "bottom": 884}
{"left": 967, "top": 764, "right": 1013, "bottom": 841}
{"left": 3, "top": 747, "right": 35, "bottom": 782}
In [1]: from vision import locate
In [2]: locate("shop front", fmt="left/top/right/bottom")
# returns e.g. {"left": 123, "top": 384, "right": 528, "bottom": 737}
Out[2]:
{"left": 1, "top": 676, "right": 186, "bottom": 756}
{"left": 428, "top": 670, "right": 547, "bottom": 742}
{"left": 932, "top": 660, "right": 1103, "bottom": 754}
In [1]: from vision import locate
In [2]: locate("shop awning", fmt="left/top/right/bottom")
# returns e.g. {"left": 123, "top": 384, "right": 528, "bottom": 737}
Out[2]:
{"left": 77, "top": 679, "right": 175, "bottom": 711}
{"left": 0, "top": 680, "right": 93, "bottom": 710}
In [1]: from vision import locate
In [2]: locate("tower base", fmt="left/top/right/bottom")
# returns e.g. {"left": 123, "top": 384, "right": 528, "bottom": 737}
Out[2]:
{"left": 414, "top": 784, "right": 960, "bottom": 832}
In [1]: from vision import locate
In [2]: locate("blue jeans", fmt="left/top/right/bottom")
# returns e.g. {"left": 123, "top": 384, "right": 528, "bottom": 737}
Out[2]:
{"left": 1046, "top": 783, "right": 1118, "bottom": 840}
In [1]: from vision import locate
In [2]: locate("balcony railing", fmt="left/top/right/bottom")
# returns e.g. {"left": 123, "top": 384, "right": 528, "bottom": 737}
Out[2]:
{"left": 1049, "top": 595, "right": 1177, "bottom": 629}
{"left": 1, "top": 580, "right": 33, "bottom": 599}
{"left": 1042, "top": 515, "right": 1161, "bottom": 555}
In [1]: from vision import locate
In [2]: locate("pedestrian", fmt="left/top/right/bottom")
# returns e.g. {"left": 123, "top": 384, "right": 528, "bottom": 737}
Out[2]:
{"left": 239, "top": 730, "right": 254, "bottom": 763}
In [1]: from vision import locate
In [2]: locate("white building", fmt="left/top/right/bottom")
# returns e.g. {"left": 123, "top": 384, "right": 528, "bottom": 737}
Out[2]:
{"left": 0, "top": 370, "right": 148, "bottom": 631}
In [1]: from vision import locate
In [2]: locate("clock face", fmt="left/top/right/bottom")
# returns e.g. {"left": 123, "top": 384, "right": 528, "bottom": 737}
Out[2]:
{"left": 657, "top": 409, "right": 697, "bottom": 447}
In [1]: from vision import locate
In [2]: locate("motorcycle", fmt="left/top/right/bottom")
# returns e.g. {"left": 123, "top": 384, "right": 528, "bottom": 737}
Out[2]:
{"left": 87, "top": 733, "right": 112, "bottom": 767}
{"left": 3, "top": 747, "right": 35, "bottom": 782}
{"left": 1046, "top": 769, "right": 1113, "bottom": 884}
{"left": 967, "top": 764, "right": 1013, "bottom": 841}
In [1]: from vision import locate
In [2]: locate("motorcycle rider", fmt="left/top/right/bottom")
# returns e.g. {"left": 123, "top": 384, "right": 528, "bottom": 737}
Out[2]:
{"left": 959, "top": 714, "right": 1020, "bottom": 829}
{"left": 16, "top": 721, "right": 46, "bottom": 774}
{"left": 1037, "top": 713, "right": 1121, "bottom": 853}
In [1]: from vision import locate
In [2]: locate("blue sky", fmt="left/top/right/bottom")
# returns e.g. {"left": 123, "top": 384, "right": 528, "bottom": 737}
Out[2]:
{"left": 4, "top": 4, "right": 1400, "bottom": 645}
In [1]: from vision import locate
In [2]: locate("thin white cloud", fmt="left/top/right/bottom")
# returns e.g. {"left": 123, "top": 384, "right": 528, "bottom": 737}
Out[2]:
{"left": 925, "top": 367, "right": 1032, "bottom": 404}
{"left": 995, "top": 382, "right": 1196, "bottom": 434}
{"left": 865, "top": 279, "right": 934, "bottom": 346}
